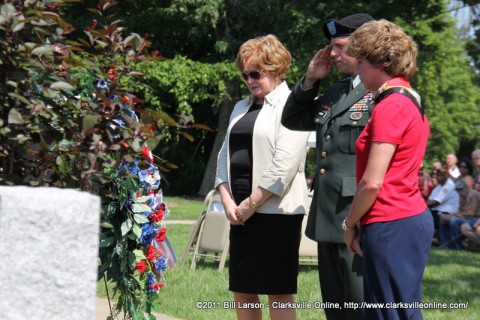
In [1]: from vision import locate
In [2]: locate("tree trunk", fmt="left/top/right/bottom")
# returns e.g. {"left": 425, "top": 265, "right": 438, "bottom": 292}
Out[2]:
{"left": 198, "top": 82, "right": 239, "bottom": 196}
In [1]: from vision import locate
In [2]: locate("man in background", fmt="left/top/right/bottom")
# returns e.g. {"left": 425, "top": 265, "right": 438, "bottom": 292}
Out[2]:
{"left": 427, "top": 170, "right": 460, "bottom": 243}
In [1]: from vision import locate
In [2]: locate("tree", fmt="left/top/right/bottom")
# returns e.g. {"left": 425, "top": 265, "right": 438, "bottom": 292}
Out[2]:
{"left": 60, "top": 0, "right": 480, "bottom": 194}
{"left": 400, "top": 10, "right": 480, "bottom": 163}
{"left": 0, "top": 1, "right": 182, "bottom": 318}
{"left": 457, "top": 0, "right": 480, "bottom": 76}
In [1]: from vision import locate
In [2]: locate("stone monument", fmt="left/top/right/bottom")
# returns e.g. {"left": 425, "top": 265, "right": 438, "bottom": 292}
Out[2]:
{"left": 0, "top": 186, "right": 100, "bottom": 320}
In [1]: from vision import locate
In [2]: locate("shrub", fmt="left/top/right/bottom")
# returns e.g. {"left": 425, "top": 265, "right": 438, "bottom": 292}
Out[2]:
{"left": 0, "top": 1, "right": 176, "bottom": 318}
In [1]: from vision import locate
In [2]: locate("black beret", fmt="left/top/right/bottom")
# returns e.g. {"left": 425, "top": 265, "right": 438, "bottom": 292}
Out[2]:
{"left": 323, "top": 13, "right": 374, "bottom": 39}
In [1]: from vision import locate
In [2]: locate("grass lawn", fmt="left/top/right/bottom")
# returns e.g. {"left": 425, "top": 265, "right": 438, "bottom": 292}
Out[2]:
{"left": 99, "top": 196, "right": 480, "bottom": 319}
{"left": 164, "top": 195, "right": 205, "bottom": 221}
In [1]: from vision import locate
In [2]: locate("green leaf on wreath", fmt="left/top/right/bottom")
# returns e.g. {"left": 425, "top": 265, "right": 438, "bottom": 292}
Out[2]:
{"left": 133, "top": 213, "right": 149, "bottom": 224}
{"left": 133, "top": 195, "right": 152, "bottom": 203}
{"left": 99, "top": 236, "right": 115, "bottom": 248}
{"left": 121, "top": 219, "right": 133, "bottom": 236}
{"left": 131, "top": 203, "right": 152, "bottom": 214}
{"left": 133, "top": 249, "right": 146, "bottom": 261}
{"left": 132, "top": 222, "right": 142, "bottom": 238}
{"left": 128, "top": 252, "right": 136, "bottom": 269}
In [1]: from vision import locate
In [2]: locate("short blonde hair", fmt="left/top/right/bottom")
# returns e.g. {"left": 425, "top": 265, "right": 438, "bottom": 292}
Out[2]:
{"left": 235, "top": 34, "right": 291, "bottom": 79}
{"left": 346, "top": 19, "right": 418, "bottom": 79}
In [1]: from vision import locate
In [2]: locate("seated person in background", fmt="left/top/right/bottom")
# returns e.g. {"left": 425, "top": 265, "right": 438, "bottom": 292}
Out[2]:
{"left": 418, "top": 169, "right": 433, "bottom": 201}
{"left": 445, "top": 152, "right": 460, "bottom": 180}
{"left": 471, "top": 149, "right": 480, "bottom": 191}
{"left": 430, "top": 168, "right": 440, "bottom": 187}
{"left": 432, "top": 160, "right": 443, "bottom": 171}
{"left": 439, "top": 180, "right": 480, "bottom": 249}
{"left": 461, "top": 218, "right": 480, "bottom": 248}
{"left": 426, "top": 170, "right": 459, "bottom": 239}
{"left": 458, "top": 157, "right": 475, "bottom": 190}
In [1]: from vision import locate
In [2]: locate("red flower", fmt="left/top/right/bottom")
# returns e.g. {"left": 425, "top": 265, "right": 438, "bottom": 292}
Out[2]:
{"left": 120, "top": 95, "right": 131, "bottom": 104}
{"left": 132, "top": 97, "right": 143, "bottom": 105}
{"left": 149, "top": 209, "right": 164, "bottom": 223}
{"left": 150, "top": 283, "right": 164, "bottom": 291}
{"left": 107, "top": 67, "right": 117, "bottom": 80}
{"left": 135, "top": 261, "right": 148, "bottom": 275}
{"left": 146, "top": 246, "right": 155, "bottom": 261}
{"left": 142, "top": 146, "right": 154, "bottom": 162}
{"left": 155, "top": 227, "right": 167, "bottom": 242}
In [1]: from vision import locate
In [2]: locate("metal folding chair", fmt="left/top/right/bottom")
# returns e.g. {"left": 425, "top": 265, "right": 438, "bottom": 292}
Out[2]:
{"left": 299, "top": 193, "right": 318, "bottom": 265}
{"left": 182, "top": 190, "right": 230, "bottom": 271}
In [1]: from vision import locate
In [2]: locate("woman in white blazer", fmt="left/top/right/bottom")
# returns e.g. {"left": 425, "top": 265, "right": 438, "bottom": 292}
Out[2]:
{"left": 215, "top": 34, "right": 310, "bottom": 320}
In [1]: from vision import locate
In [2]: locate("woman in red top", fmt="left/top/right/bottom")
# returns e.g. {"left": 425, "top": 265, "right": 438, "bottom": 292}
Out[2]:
{"left": 418, "top": 170, "right": 434, "bottom": 201}
{"left": 343, "top": 20, "right": 433, "bottom": 320}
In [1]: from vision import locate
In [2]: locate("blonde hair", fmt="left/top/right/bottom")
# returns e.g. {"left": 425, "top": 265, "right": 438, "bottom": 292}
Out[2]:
{"left": 346, "top": 19, "right": 418, "bottom": 79}
{"left": 235, "top": 34, "right": 291, "bottom": 79}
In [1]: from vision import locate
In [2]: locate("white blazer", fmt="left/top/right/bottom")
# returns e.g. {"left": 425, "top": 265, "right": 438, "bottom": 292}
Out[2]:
{"left": 215, "top": 81, "right": 310, "bottom": 215}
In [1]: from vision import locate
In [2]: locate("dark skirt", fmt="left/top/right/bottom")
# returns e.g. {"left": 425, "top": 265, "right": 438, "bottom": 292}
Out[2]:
{"left": 229, "top": 213, "right": 303, "bottom": 295}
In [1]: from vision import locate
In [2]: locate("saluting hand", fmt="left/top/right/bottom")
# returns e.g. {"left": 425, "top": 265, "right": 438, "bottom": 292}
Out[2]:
{"left": 304, "top": 44, "right": 334, "bottom": 88}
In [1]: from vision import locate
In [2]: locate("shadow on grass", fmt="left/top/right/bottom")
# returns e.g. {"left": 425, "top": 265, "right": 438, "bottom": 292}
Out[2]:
{"left": 189, "top": 259, "right": 226, "bottom": 271}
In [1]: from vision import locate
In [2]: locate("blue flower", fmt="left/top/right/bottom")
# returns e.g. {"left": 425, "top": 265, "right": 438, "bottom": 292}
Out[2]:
{"left": 122, "top": 107, "right": 138, "bottom": 122}
{"left": 140, "top": 222, "right": 158, "bottom": 246}
{"left": 154, "top": 256, "right": 168, "bottom": 272}
{"left": 112, "top": 116, "right": 126, "bottom": 129}
{"left": 146, "top": 272, "right": 156, "bottom": 293}
{"left": 138, "top": 165, "right": 160, "bottom": 189}
{"left": 96, "top": 79, "right": 109, "bottom": 89}
{"left": 119, "top": 160, "right": 140, "bottom": 175}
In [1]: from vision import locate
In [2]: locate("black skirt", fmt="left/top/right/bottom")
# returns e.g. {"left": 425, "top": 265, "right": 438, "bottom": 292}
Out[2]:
{"left": 229, "top": 213, "right": 304, "bottom": 295}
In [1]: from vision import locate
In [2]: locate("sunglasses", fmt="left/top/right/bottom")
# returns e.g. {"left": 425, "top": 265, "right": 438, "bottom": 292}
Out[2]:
{"left": 241, "top": 70, "right": 263, "bottom": 81}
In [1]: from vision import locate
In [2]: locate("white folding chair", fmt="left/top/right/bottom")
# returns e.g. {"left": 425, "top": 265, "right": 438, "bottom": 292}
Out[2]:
{"left": 189, "top": 191, "right": 230, "bottom": 271}
{"left": 180, "top": 190, "right": 214, "bottom": 266}
{"left": 299, "top": 193, "right": 318, "bottom": 265}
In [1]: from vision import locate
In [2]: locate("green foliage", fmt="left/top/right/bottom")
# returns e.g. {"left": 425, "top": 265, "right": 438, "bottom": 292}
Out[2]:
{"left": 400, "top": 13, "right": 480, "bottom": 162}
{"left": 0, "top": 1, "right": 182, "bottom": 318}
{"left": 126, "top": 57, "right": 238, "bottom": 195}
{"left": 59, "top": 0, "right": 480, "bottom": 189}
{"left": 134, "top": 56, "right": 236, "bottom": 124}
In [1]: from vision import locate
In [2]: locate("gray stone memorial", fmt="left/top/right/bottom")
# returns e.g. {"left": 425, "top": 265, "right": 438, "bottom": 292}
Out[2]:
{"left": 0, "top": 186, "right": 100, "bottom": 320}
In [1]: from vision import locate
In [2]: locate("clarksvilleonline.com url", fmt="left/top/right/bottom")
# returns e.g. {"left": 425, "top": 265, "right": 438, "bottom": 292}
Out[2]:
{"left": 195, "top": 301, "right": 469, "bottom": 310}
{"left": 344, "top": 301, "right": 469, "bottom": 309}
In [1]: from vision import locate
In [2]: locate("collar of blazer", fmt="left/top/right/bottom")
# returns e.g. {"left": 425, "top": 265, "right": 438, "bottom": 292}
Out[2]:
{"left": 245, "top": 81, "right": 289, "bottom": 109}
{"left": 330, "top": 81, "right": 370, "bottom": 118}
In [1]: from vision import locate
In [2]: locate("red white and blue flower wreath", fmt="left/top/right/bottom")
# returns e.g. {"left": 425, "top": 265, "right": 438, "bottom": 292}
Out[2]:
{"left": 118, "top": 146, "right": 176, "bottom": 294}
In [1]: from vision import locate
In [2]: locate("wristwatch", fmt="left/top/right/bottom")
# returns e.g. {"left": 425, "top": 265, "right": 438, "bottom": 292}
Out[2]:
{"left": 342, "top": 219, "right": 353, "bottom": 231}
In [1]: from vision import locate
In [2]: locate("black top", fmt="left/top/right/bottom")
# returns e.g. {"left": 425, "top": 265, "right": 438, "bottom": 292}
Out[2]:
{"left": 229, "top": 103, "right": 262, "bottom": 204}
